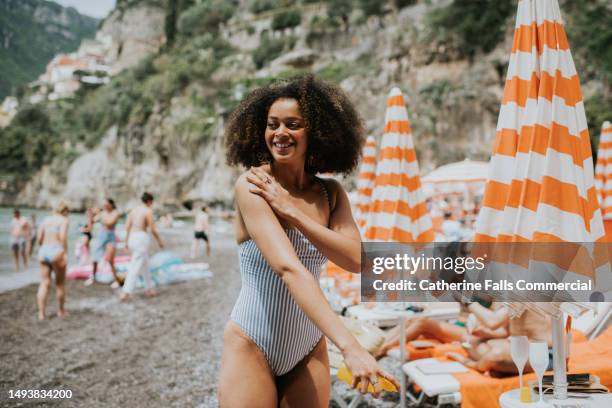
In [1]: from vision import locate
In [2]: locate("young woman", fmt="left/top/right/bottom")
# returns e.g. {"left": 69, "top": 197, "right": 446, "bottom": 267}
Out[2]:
{"left": 219, "top": 76, "right": 399, "bottom": 407}
{"left": 36, "top": 202, "right": 69, "bottom": 320}
{"left": 86, "top": 199, "right": 121, "bottom": 287}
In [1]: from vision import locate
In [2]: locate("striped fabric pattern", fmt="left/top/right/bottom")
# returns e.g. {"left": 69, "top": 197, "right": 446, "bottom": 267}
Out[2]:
{"left": 364, "top": 87, "right": 433, "bottom": 242}
{"left": 231, "top": 229, "right": 327, "bottom": 376}
{"left": 595, "top": 121, "right": 612, "bottom": 220}
{"left": 354, "top": 135, "right": 377, "bottom": 234}
{"left": 474, "top": 0, "right": 605, "bottom": 245}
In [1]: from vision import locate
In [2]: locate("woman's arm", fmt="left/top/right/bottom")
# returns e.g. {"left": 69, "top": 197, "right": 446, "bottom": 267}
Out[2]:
{"left": 467, "top": 303, "right": 508, "bottom": 331}
{"left": 60, "top": 218, "right": 69, "bottom": 251}
{"left": 247, "top": 167, "right": 361, "bottom": 272}
{"left": 236, "top": 174, "right": 397, "bottom": 395}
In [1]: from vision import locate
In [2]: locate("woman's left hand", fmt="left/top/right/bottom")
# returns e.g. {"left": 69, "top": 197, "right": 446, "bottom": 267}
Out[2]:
{"left": 246, "top": 167, "right": 299, "bottom": 221}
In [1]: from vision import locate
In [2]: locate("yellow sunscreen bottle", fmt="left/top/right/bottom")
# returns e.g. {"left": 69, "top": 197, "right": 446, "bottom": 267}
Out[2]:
{"left": 336, "top": 365, "right": 398, "bottom": 393}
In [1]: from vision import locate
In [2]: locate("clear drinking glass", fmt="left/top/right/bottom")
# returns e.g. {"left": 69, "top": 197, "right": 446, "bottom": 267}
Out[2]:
{"left": 529, "top": 341, "right": 549, "bottom": 405}
{"left": 509, "top": 336, "right": 529, "bottom": 390}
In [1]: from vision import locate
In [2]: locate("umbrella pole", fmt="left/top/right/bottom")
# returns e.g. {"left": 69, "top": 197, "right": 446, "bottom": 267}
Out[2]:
{"left": 552, "top": 315, "right": 568, "bottom": 399}
{"left": 399, "top": 316, "right": 406, "bottom": 408}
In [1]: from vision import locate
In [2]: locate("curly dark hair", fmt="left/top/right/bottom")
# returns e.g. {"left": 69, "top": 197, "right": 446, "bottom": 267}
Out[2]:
{"left": 225, "top": 75, "right": 365, "bottom": 175}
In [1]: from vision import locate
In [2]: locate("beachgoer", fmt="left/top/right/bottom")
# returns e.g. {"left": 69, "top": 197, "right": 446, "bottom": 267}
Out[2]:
{"left": 377, "top": 301, "right": 509, "bottom": 357}
{"left": 28, "top": 214, "right": 37, "bottom": 257}
{"left": 447, "top": 307, "right": 553, "bottom": 375}
{"left": 10, "top": 209, "right": 30, "bottom": 271}
{"left": 85, "top": 199, "right": 121, "bottom": 287}
{"left": 219, "top": 76, "right": 399, "bottom": 407}
{"left": 441, "top": 211, "right": 463, "bottom": 241}
{"left": 36, "top": 202, "right": 69, "bottom": 320}
{"left": 191, "top": 205, "right": 211, "bottom": 259}
{"left": 120, "top": 192, "right": 164, "bottom": 302}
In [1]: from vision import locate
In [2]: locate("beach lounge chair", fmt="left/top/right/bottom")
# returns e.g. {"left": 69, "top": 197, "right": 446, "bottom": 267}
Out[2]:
{"left": 401, "top": 303, "right": 612, "bottom": 408}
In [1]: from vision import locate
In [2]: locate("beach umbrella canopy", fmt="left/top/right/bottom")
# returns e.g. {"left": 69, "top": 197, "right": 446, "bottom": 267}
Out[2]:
{"left": 422, "top": 159, "right": 489, "bottom": 197}
{"left": 475, "top": 0, "right": 603, "bottom": 245}
{"left": 354, "top": 136, "right": 377, "bottom": 234}
{"left": 364, "top": 87, "right": 433, "bottom": 243}
{"left": 595, "top": 121, "right": 612, "bottom": 221}
{"left": 472, "top": 0, "right": 609, "bottom": 398}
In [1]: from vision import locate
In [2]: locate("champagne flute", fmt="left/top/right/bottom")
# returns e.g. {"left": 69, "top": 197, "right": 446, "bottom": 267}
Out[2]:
{"left": 509, "top": 336, "right": 529, "bottom": 392}
{"left": 529, "top": 341, "right": 549, "bottom": 405}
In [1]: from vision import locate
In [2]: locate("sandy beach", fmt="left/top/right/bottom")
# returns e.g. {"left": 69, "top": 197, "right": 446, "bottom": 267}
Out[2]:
{"left": 0, "top": 222, "right": 241, "bottom": 407}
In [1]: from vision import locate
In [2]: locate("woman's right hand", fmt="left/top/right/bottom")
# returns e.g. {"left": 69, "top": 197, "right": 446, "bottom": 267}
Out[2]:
{"left": 341, "top": 339, "right": 400, "bottom": 397}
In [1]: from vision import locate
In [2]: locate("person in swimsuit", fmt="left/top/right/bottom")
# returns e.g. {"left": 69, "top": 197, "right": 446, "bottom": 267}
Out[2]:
{"left": 120, "top": 192, "right": 164, "bottom": 302}
{"left": 85, "top": 199, "right": 122, "bottom": 287}
{"left": 191, "top": 205, "right": 211, "bottom": 259}
{"left": 36, "top": 202, "right": 69, "bottom": 320}
{"left": 10, "top": 209, "right": 30, "bottom": 271}
{"left": 219, "top": 76, "right": 399, "bottom": 407}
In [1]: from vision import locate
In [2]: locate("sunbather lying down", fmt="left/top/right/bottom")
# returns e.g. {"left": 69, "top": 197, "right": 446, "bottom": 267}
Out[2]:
{"left": 377, "top": 302, "right": 552, "bottom": 376}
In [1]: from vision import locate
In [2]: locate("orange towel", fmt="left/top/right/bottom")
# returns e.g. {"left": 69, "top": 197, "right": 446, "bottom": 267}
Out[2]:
{"left": 454, "top": 326, "right": 612, "bottom": 408}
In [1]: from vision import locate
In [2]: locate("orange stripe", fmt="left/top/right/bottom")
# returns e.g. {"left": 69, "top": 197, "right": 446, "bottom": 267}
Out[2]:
{"left": 383, "top": 120, "right": 412, "bottom": 134}
{"left": 482, "top": 177, "right": 598, "bottom": 228}
{"left": 599, "top": 142, "right": 612, "bottom": 149}
{"left": 502, "top": 71, "right": 582, "bottom": 107}
{"left": 368, "top": 200, "right": 429, "bottom": 222}
{"left": 482, "top": 180, "right": 509, "bottom": 211}
{"left": 364, "top": 226, "right": 433, "bottom": 243}
{"left": 492, "top": 124, "right": 591, "bottom": 166}
{"left": 357, "top": 187, "right": 372, "bottom": 196}
{"left": 511, "top": 21, "right": 569, "bottom": 54}
{"left": 386, "top": 94, "right": 405, "bottom": 107}
{"left": 374, "top": 173, "right": 422, "bottom": 192}
{"left": 358, "top": 172, "right": 376, "bottom": 180}
{"left": 379, "top": 146, "right": 417, "bottom": 162}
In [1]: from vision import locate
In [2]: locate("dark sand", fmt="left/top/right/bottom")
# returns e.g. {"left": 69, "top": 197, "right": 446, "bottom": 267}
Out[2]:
{"left": 0, "top": 226, "right": 402, "bottom": 408}
{"left": 0, "top": 227, "right": 239, "bottom": 408}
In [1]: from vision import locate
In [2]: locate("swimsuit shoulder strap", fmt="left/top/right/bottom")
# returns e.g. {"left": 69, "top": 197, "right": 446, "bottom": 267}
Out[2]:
{"left": 315, "top": 177, "right": 333, "bottom": 213}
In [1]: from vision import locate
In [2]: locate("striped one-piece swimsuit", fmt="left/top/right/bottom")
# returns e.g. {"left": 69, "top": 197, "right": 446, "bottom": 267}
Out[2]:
{"left": 231, "top": 180, "right": 331, "bottom": 376}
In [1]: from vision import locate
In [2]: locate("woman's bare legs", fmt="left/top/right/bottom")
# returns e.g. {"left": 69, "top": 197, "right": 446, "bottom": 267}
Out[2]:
{"left": 449, "top": 339, "right": 520, "bottom": 374}
{"left": 37, "top": 262, "right": 52, "bottom": 320}
{"left": 52, "top": 256, "right": 67, "bottom": 317}
{"left": 218, "top": 322, "right": 277, "bottom": 407}
{"left": 106, "top": 244, "right": 120, "bottom": 285}
{"left": 277, "top": 337, "right": 330, "bottom": 408}
{"left": 379, "top": 317, "right": 466, "bottom": 356}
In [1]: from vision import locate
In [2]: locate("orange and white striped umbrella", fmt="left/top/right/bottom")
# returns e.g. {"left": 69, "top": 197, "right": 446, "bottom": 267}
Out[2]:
{"left": 354, "top": 136, "right": 377, "bottom": 234}
{"left": 475, "top": 0, "right": 604, "bottom": 245}
{"left": 364, "top": 87, "right": 433, "bottom": 242}
{"left": 595, "top": 121, "right": 612, "bottom": 221}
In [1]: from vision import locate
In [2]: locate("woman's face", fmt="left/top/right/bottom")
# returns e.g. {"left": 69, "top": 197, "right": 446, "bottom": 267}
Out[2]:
{"left": 264, "top": 98, "right": 307, "bottom": 165}
{"left": 103, "top": 200, "right": 112, "bottom": 212}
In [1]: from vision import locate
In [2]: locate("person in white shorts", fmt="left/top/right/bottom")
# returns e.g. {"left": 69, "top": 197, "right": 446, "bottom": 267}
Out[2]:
{"left": 120, "top": 192, "right": 164, "bottom": 302}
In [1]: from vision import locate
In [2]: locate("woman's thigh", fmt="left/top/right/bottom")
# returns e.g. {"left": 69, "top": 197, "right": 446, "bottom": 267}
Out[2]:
{"left": 218, "top": 321, "right": 277, "bottom": 408}
{"left": 105, "top": 243, "right": 115, "bottom": 261}
{"left": 277, "top": 336, "right": 330, "bottom": 408}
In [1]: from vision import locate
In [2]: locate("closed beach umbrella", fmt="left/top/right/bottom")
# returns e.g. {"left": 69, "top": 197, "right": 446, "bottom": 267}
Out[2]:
{"left": 364, "top": 87, "right": 433, "bottom": 243}
{"left": 595, "top": 121, "right": 612, "bottom": 236}
{"left": 473, "top": 0, "right": 607, "bottom": 398}
{"left": 354, "top": 136, "right": 377, "bottom": 234}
